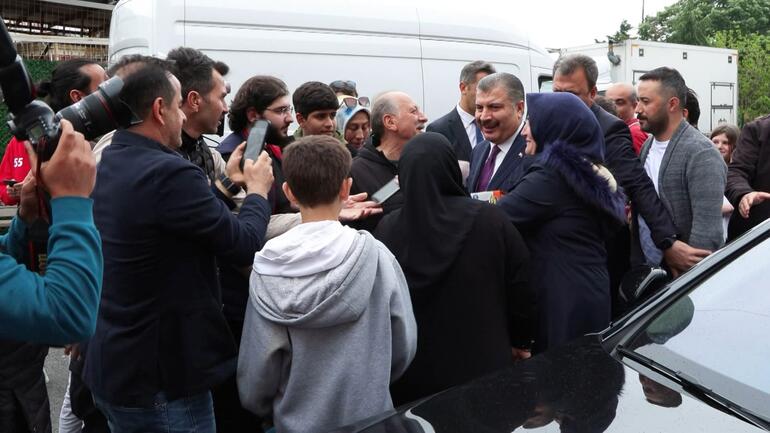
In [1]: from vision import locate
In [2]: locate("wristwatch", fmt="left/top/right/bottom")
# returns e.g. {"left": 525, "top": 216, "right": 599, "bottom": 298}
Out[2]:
{"left": 218, "top": 174, "right": 241, "bottom": 196}
{"left": 659, "top": 234, "right": 678, "bottom": 250}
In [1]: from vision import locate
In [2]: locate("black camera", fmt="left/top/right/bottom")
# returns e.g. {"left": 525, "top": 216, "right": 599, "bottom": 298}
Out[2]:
{"left": 0, "top": 17, "right": 134, "bottom": 161}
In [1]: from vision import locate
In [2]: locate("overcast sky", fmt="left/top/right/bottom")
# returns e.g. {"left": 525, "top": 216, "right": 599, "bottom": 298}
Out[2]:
{"left": 516, "top": 0, "right": 679, "bottom": 48}
{"left": 420, "top": 0, "right": 679, "bottom": 49}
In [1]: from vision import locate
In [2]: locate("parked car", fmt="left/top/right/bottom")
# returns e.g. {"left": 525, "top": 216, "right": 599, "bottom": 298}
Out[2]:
{"left": 329, "top": 220, "right": 770, "bottom": 432}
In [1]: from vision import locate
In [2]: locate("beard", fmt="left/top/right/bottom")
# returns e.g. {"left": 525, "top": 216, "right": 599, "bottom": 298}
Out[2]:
{"left": 639, "top": 109, "right": 669, "bottom": 137}
{"left": 265, "top": 122, "right": 294, "bottom": 148}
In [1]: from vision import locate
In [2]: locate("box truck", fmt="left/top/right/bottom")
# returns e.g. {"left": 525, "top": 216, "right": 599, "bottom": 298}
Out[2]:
{"left": 108, "top": 0, "right": 554, "bottom": 133}
{"left": 563, "top": 39, "right": 739, "bottom": 133}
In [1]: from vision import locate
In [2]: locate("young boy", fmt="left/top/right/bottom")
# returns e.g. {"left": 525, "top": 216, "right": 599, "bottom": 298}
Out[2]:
{"left": 237, "top": 136, "right": 417, "bottom": 433}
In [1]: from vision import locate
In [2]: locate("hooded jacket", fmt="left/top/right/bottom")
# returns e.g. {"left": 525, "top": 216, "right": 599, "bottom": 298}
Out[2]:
{"left": 237, "top": 221, "right": 417, "bottom": 433}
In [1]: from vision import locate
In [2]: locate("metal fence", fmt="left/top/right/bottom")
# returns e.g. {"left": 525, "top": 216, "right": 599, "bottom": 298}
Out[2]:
{"left": 1, "top": 0, "right": 112, "bottom": 154}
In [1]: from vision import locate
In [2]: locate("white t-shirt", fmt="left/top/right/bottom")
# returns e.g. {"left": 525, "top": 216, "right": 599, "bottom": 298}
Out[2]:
{"left": 644, "top": 138, "right": 670, "bottom": 192}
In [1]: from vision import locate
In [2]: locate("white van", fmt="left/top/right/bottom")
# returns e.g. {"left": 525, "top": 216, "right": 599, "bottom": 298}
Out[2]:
{"left": 108, "top": 0, "right": 554, "bottom": 129}
{"left": 563, "top": 40, "right": 739, "bottom": 132}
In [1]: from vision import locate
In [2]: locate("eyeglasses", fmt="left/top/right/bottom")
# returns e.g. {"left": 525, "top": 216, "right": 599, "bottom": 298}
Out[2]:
{"left": 340, "top": 96, "right": 370, "bottom": 108}
{"left": 264, "top": 105, "right": 294, "bottom": 115}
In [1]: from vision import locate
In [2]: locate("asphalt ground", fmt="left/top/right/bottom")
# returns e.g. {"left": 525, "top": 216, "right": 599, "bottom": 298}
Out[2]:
{"left": 45, "top": 347, "right": 70, "bottom": 432}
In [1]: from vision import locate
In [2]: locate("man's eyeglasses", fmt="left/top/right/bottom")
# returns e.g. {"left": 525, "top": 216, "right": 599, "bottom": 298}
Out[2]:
{"left": 264, "top": 105, "right": 294, "bottom": 115}
{"left": 340, "top": 96, "right": 370, "bottom": 108}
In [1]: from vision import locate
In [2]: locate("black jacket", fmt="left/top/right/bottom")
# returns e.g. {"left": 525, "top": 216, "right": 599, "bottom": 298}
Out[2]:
{"left": 499, "top": 141, "right": 626, "bottom": 352}
{"left": 0, "top": 342, "right": 50, "bottom": 433}
{"left": 426, "top": 109, "right": 473, "bottom": 162}
{"left": 591, "top": 104, "right": 677, "bottom": 248}
{"left": 726, "top": 115, "right": 770, "bottom": 240}
{"left": 84, "top": 130, "right": 271, "bottom": 406}
{"left": 350, "top": 142, "right": 404, "bottom": 230}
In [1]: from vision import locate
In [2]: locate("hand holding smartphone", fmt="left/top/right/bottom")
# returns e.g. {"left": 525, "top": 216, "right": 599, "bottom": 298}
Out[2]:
{"left": 241, "top": 120, "right": 270, "bottom": 171}
{"left": 371, "top": 177, "right": 400, "bottom": 204}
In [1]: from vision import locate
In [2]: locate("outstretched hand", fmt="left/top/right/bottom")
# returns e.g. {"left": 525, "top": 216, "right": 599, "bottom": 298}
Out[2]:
{"left": 339, "top": 192, "right": 383, "bottom": 222}
{"left": 739, "top": 191, "right": 770, "bottom": 219}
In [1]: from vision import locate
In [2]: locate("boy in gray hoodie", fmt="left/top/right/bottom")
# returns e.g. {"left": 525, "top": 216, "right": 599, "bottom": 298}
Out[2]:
{"left": 237, "top": 135, "right": 417, "bottom": 433}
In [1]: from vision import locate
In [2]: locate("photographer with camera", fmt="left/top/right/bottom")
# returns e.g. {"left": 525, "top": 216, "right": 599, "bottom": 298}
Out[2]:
{"left": 0, "top": 59, "right": 107, "bottom": 205}
{"left": 0, "top": 119, "right": 102, "bottom": 433}
{"left": 82, "top": 63, "right": 273, "bottom": 433}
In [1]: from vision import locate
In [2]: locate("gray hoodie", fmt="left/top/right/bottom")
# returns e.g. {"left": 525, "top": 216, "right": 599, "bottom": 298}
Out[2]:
{"left": 237, "top": 221, "right": 417, "bottom": 433}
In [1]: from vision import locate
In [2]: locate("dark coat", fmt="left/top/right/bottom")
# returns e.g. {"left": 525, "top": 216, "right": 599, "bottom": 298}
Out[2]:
{"left": 385, "top": 205, "right": 532, "bottom": 406}
{"left": 374, "top": 133, "right": 533, "bottom": 406}
{"left": 467, "top": 135, "right": 527, "bottom": 193}
{"left": 0, "top": 342, "right": 50, "bottom": 433}
{"left": 85, "top": 130, "right": 271, "bottom": 407}
{"left": 726, "top": 115, "right": 770, "bottom": 240}
{"left": 349, "top": 142, "right": 404, "bottom": 231}
{"left": 499, "top": 93, "right": 626, "bottom": 352}
{"left": 426, "top": 109, "right": 473, "bottom": 162}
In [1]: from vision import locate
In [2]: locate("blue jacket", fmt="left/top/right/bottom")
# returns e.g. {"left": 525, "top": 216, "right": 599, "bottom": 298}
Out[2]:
{"left": 0, "top": 198, "right": 102, "bottom": 345}
{"left": 84, "top": 130, "right": 271, "bottom": 406}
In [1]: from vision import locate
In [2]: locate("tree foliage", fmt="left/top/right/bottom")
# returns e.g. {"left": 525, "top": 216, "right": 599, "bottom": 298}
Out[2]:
{"left": 714, "top": 31, "right": 770, "bottom": 124}
{"left": 637, "top": 0, "right": 770, "bottom": 45}
{"left": 614, "top": 0, "right": 770, "bottom": 124}
{"left": 597, "top": 20, "right": 633, "bottom": 44}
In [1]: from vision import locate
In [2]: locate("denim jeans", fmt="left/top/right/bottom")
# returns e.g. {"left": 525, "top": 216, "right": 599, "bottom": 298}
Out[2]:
{"left": 94, "top": 391, "right": 215, "bottom": 433}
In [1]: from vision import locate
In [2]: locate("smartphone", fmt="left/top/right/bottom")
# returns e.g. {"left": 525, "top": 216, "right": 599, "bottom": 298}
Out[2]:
{"left": 371, "top": 177, "right": 400, "bottom": 204}
{"left": 240, "top": 120, "right": 270, "bottom": 171}
{"left": 3, "top": 179, "right": 17, "bottom": 187}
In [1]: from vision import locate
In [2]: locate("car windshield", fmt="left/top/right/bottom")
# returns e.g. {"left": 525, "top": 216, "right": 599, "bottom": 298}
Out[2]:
{"left": 628, "top": 236, "right": 770, "bottom": 420}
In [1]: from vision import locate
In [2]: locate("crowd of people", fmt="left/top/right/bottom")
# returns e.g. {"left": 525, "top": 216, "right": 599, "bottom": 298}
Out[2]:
{"left": 1, "top": 47, "right": 769, "bottom": 433}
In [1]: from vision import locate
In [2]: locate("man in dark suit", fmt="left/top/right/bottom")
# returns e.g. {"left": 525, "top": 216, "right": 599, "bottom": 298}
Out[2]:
{"left": 552, "top": 54, "right": 711, "bottom": 279}
{"left": 467, "top": 72, "right": 528, "bottom": 193}
{"left": 427, "top": 61, "right": 496, "bottom": 163}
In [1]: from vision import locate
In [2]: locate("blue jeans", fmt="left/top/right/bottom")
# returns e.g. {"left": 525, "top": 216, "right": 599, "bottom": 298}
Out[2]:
{"left": 94, "top": 391, "right": 215, "bottom": 433}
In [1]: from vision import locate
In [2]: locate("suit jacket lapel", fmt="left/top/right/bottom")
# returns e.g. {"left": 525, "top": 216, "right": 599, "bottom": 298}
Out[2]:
{"left": 488, "top": 135, "right": 526, "bottom": 190}
{"left": 450, "top": 110, "right": 472, "bottom": 158}
{"left": 658, "top": 120, "right": 689, "bottom": 188}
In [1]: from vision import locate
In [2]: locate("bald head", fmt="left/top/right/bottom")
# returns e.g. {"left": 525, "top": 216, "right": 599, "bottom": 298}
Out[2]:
{"left": 605, "top": 82, "right": 638, "bottom": 122}
{"left": 371, "top": 91, "right": 427, "bottom": 147}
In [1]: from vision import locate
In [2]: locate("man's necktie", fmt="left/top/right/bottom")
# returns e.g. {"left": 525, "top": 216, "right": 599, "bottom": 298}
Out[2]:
{"left": 476, "top": 144, "right": 501, "bottom": 192}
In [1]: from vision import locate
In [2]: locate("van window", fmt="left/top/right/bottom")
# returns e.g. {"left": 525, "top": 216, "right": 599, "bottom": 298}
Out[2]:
{"left": 538, "top": 76, "right": 553, "bottom": 93}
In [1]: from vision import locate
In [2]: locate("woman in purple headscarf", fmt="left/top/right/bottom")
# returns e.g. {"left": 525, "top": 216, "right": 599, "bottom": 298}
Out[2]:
{"left": 498, "top": 92, "right": 627, "bottom": 352}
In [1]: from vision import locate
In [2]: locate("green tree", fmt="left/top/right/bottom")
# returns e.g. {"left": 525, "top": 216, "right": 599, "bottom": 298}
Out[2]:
{"left": 636, "top": 0, "right": 770, "bottom": 45}
{"left": 714, "top": 31, "right": 770, "bottom": 124}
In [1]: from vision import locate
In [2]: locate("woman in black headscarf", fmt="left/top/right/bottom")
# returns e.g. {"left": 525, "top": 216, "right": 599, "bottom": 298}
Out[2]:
{"left": 498, "top": 92, "right": 626, "bottom": 353}
{"left": 375, "top": 132, "right": 534, "bottom": 406}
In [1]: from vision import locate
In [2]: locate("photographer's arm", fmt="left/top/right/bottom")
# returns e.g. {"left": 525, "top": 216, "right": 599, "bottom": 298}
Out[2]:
{"left": 0, "top": 120, "right": 102, "bottom": 345}
{"left": 0, "top": 198, "right": 102, "bottom": 345}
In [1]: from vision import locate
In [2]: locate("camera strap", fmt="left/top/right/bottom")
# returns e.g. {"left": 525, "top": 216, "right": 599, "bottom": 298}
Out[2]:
{"left": 26, "top": 219, "right": 49, "bottom": 274}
